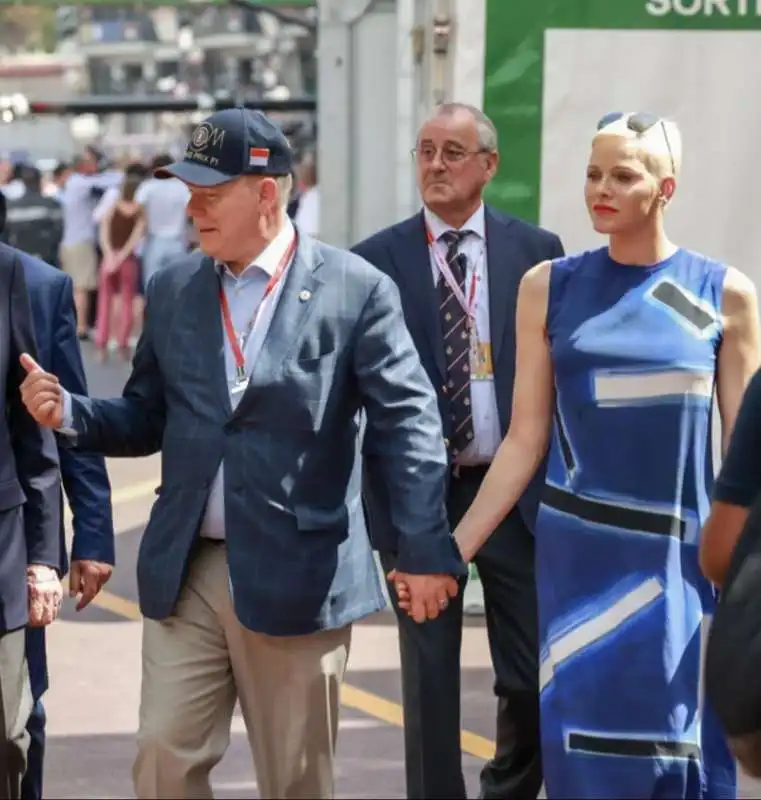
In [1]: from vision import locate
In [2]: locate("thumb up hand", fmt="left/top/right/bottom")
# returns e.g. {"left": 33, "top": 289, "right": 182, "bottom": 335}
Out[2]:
{"left": 19, "top": 354, "right": 64, "bottom": 429}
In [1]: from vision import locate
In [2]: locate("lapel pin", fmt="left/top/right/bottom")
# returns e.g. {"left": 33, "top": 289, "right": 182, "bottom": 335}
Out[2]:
{"left": 299, "top": 289, "right": 312, "bottom": 302}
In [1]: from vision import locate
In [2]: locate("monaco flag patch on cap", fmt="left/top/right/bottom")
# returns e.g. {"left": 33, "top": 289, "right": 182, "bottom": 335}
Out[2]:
{"left": 249, "top": 147, "right": 270, "bottom": 167}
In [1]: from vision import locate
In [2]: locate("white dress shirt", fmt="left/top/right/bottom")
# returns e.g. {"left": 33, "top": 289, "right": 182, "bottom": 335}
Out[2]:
{"left": 423, "top": 204, "right": 502, "bottom": 465}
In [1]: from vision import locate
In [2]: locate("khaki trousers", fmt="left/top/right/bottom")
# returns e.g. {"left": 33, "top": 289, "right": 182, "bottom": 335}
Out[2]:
{"left": 133, "top": 541, "right": 352, "bottom": 799}
{"left": 0, "top": 627, "right": 32, "bottom": 800}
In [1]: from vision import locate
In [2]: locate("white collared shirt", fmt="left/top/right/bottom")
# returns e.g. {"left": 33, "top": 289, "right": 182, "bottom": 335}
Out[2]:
{"left": 423, "top": 204, "right": 502, "bottom": 465}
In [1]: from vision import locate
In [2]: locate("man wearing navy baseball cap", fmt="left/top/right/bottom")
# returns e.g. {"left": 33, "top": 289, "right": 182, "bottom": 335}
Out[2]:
{"left": 152, "top": 107, "right": 296, "bottom": 265}
{"left": 19, "top": 106, "right": 464, "bottom": 798}
{"left": 155, "top": 107, "right": 294, "bottom": 187}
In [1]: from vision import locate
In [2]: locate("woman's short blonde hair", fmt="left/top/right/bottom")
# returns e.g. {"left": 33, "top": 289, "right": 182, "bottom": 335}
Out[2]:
{"left": 594, "top": 112, "right": 682, "bottom": 178}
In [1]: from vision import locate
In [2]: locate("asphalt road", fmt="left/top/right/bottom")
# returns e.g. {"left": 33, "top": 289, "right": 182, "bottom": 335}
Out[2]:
{"left": 41, "top": 341, "right": 761, "bottom": 798}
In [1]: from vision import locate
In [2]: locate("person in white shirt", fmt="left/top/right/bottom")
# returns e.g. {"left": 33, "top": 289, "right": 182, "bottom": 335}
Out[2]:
{"left": 59, "top": 147, "right": 122, "bottom": 337}
{"left": 136, "top": 154, "right": 191, "bottom": 286}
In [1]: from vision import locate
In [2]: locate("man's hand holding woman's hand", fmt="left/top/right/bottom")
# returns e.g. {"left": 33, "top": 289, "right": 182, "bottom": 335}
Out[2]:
{"left": 387, "top": 534, "right": 473, "bottom": 622}
{"left": 386, "top": 570, "right": 459, "bottom": 623}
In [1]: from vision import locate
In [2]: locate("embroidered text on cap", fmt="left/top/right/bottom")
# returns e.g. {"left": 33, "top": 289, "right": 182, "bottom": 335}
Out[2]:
{"left": 190, "top": 122, "right": 226, "bottom": 152}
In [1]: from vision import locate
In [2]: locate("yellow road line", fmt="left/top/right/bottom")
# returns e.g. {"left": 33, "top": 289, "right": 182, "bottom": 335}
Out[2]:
{"left": 92, "top": 589, "right": 495, "bottom": 761}
{"left": 340, "top": 682, "right": 495, "bottom": 760}
{"left": 92, "top": 588, "right": 142, "bottom": 620}
{"left": 110, "top": 479, "right": 160, "bottom": 506}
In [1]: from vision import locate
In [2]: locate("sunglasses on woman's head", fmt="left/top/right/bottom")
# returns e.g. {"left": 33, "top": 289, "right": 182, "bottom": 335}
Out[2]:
{"left": 596, "top": 111, "right": 676, "bottom": 175}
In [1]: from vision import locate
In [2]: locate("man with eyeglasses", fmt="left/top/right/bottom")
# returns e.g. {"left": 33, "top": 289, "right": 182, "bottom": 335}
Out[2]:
{"left": 354, "top": 102, "right": 564, "bottom": 799}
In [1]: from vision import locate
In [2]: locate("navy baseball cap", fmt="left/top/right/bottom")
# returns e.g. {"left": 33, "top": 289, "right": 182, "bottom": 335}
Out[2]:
{"left": 155, "top": 107, "right": 294, "bottom": 186}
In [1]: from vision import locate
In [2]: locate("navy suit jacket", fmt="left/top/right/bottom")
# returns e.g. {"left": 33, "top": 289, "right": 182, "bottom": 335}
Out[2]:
{"left": 19, "top": 250, "right": 115, "bottom": 571}
{"left": 0, "top": 245, "right": 61, "bottom": 633}
{"left": 62, "top": 231, "right": 465, "bottom": 636}
{"left": 7, "top": 244, "right": 115, "bottom": 700}
{"left": 353, "top": 206, "right": 565, "bottom": 534}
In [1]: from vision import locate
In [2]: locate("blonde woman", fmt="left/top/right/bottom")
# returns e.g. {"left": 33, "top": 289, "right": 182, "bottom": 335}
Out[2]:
{"left": 397, "top": 112, "right": 760, "bottom": 797}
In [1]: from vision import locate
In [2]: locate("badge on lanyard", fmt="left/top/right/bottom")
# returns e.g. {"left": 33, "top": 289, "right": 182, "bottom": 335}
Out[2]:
{"left": 230, "top": 351, "right": 250, "bottom": 396}
{"left": 470, "top": 340, "right": 493, "bottom": 381}
{"left": 218, "top": 234, "right": 297, "bottom": 395}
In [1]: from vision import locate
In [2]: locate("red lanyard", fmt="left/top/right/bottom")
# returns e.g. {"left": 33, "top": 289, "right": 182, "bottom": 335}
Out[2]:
{"left": 425, "top": 225, "right": 479, "bottom": 324}
{"left": 218, "top": 233, "right": 297, "bottom": 383}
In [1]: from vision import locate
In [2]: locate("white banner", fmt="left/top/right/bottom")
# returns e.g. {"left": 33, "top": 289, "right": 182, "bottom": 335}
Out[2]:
{"left": 540, "top": 28, "right": 761, "bottom": 290}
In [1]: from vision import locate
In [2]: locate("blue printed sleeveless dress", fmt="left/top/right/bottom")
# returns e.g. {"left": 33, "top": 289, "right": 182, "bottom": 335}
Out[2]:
{"left": 537, "top": 247, "right": 736, "bottom": 799}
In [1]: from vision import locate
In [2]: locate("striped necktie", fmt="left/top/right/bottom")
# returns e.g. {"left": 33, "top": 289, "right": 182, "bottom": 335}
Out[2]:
{"left": 437, "top": 230, "right": 474, "bottom": 459}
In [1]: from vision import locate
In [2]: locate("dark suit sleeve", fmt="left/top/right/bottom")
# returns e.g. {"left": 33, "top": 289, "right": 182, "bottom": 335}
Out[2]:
{"left": 351, "top": 240, "right": 391, "bottom": 278}
{"left": 7, "top": 257, "right": 61, "bottom": 569}
{"left": 52, "top": 275, "right": 115, "bottom": 564}
{"left": 350, "top": 241, "right": 373, "bottom": 262}
{"left": 67, "top": 279, "right": 165, "bottom": 457}
{"left": 550, "top": 233, "right": 565, "bottom": 259}
{"left": 353, "top": 273, "right": 466, "bottom": 576}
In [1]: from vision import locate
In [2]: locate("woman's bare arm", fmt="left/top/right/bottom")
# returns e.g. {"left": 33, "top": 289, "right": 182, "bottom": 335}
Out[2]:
{"left": 699, "top": 266, "right": 761, "bottom": 586}
{"left": 454, "top": 260, "right": 556, "bottom": 562}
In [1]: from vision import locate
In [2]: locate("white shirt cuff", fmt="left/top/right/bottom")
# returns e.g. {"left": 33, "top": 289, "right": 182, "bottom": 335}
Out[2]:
{"left": 56, "top": 390, "right": 78, "bottom": 436}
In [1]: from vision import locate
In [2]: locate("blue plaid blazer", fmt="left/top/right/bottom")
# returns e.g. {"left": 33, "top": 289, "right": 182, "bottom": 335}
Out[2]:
{"left": 66, "top": 232, "right": 463, "bottom": 636}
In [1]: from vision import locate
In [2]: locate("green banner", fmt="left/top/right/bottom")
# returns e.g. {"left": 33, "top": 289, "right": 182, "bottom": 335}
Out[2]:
{"left": 482, "top": 0, "right": 761, "bottom": 223}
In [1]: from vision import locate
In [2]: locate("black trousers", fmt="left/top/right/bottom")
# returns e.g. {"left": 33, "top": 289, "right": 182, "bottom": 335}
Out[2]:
{"left": 0, "top": 627, "right": 32, "bottom": 800}
{"left": 382, "top": 465, "right": 542, "bottom": 799}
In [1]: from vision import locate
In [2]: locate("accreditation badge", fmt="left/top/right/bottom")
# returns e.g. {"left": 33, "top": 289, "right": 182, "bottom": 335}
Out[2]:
{"left": 470, "top": 339, "right": 494, "bottom": 381}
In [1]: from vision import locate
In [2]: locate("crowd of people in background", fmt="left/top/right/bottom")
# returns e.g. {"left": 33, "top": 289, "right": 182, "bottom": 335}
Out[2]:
{"left": 0, "top": 142, "right": 319, "bottom": 361}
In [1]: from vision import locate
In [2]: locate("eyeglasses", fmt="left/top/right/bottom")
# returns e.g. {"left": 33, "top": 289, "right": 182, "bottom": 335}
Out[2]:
{"left": 597, "top": 111, "right": 676, "bottom": 175}
{"left": 411, "top": 145, "right": 488, "bottom": 166}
